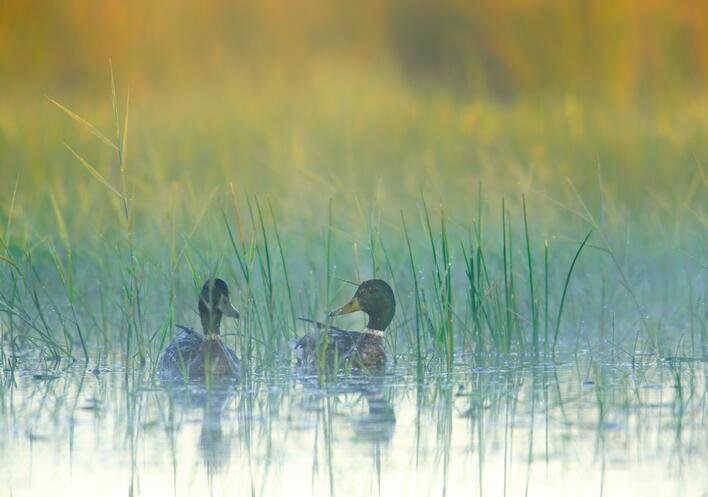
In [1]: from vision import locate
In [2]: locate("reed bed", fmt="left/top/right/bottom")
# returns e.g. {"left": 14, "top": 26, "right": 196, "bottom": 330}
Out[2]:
{"left": 0, "top": 78, "right": 705, "bottom": 375}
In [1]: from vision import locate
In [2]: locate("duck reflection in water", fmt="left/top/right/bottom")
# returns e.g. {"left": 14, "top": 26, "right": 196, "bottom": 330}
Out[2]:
{"left": 163, "top": 385, "right": 235, "bottom": 475}
{"left": 350, "top": 389, "right": 396, "bottom": 445}
{"left": 298, "top": 371, "right": 397, "bottom": 446}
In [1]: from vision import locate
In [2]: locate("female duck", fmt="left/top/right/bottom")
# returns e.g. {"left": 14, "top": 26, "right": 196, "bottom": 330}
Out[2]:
{"left": 295, "top": 279, "right": 395, "bottom": 370}
{"left": 158, "top": 278, "right": 241, "bottom": 382}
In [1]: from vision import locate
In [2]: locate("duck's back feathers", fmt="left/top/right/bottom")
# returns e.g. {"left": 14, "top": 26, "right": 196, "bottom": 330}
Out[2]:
{"left": 158, "top": 326, "right": 203, "bottom": 380}
{"left": 294, "top": 319, "right": 386, "bottom": 370}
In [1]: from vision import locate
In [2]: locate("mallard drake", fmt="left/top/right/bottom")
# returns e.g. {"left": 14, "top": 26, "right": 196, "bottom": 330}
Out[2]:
{"left": 295, "top": 279, "right": 395, "bottom": 371}
{"left": 158, "top": 278, "right": 241, "bottom": 382}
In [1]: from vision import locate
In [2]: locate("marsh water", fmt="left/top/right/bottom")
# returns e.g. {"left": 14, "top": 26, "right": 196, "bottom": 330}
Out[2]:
{"left": 2, "top": 352, "right": 706, "bottom": 497}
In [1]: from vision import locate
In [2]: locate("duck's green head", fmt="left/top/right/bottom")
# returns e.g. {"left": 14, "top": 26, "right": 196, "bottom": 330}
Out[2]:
{"left": 199, "top": 278, "right": 240, "bottom": 334}
{"left": 329, "top": 279, "right": 395, "bottom": 331}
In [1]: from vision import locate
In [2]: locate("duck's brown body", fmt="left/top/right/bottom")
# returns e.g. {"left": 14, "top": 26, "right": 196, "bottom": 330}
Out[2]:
{"left": 295, "top": 325, "right": 386, "bottom": 370}
{"left": 295, "top": 279, "right": 395, "bottom": 372}
{"left": 158, "top": 326, "right": 240, "bottom": 382}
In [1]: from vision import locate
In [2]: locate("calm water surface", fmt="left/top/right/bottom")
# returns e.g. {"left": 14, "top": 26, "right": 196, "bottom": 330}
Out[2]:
{"left": 2, "top": 353, "right": 706, "bottom": 497}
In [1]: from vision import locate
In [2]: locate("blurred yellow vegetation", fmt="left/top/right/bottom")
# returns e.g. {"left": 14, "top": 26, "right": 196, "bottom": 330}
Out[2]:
{"left": 0, "top": 0, "right": 705, "bottom": 247}
{"left": 1, "top": 0, "right": 706, "bottom": 103}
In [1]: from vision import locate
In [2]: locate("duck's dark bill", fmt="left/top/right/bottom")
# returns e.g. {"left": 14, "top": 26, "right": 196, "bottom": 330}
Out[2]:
{"left": 218, "top": 295, "right": 240, "bottom": 318}
{"left": 329, "top": 296, "right": 362, "bottom": 317}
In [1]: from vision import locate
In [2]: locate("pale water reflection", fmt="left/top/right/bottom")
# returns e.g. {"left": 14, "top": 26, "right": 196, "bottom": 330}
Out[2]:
{"left": 2, "top": 354, "right": 706, "bottom": 497}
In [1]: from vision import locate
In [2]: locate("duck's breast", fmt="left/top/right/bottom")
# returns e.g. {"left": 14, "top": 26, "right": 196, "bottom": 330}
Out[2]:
{"left": 187, "top": 339, "right": 240, "bottom": 379}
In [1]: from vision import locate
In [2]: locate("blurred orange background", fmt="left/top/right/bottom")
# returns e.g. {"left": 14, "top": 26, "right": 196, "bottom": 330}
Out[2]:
{"left": 2, "top": 0, "right": 706, "bottom": 103}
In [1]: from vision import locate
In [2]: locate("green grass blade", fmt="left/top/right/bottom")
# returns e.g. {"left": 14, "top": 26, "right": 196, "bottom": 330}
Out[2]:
{"left": 48, "top": 97, "right": 119, "bottom": 151}
{"left": 552, "top": 230, "right": 592, "bottom": 355}
{"left": 64, "top": 143, "right": 124, "bottom": 199}
{"left": 522, "top": 194, "right": 538, "bottom": 353}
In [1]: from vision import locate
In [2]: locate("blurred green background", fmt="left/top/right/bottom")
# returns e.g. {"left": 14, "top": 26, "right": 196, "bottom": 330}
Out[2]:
{"left": 2, "top": 0, "right": 706, "bottom": 204}
{"left": 1, "top": 0, "right": 705, "bottom": 249}
{"left": 1, "top": 0, "right": 706, "bottom": 209}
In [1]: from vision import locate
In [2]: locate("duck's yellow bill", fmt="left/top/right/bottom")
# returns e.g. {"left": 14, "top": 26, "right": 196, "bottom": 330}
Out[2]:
{"left": 329, "top": 296, "right": 362, "bottom": 317}
{"left": 218, "top": 295, "right": 240, "bottom": 318}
